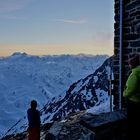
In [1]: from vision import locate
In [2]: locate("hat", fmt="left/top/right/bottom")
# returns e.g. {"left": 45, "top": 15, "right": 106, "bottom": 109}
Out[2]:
{"left": 128, "top": 54, "right": 140, "bottom": 68}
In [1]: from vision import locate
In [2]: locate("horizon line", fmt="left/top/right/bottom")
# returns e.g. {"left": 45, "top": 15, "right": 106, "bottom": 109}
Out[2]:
{"left": 0, "top": 51, "right": 112, "bottom": 57}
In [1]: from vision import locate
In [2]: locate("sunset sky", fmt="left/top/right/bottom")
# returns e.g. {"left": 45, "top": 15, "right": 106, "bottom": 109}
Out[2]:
{"left": 0, "top": 0, "right": 114, "bottom": 56}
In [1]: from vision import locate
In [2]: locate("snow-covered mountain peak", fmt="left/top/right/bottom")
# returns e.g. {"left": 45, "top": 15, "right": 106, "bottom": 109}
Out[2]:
{"left": 11, "top": 52, "right": 27, "bottom": 56}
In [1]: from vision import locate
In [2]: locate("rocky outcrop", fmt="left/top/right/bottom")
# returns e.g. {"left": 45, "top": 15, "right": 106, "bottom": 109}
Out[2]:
{"left": 45, "top": 110, "right": 127, "bottom": 140}
{"left": 0, "top": 110, "right": 127, "bottom": 140}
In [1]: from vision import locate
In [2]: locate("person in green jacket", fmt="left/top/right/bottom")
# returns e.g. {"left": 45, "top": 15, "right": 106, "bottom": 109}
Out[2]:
{"left": 123, "top": 53, "right": 140, "bottom": 140}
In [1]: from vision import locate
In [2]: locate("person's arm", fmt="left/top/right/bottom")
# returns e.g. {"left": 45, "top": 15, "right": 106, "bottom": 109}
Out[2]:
{"left": 37, "top": 110, "right": 41, "bottom": 126}
{"left": 123, "top": 73, "right": 138, "bottom": 98}
{"left": 39, "top": 111, "right": 41, "bottom": 125}
{"left": 27, "top": 109, "right": 30, "bottom": 121}
{"left": 27, "top": 109, "right": 32, "bottom": 124}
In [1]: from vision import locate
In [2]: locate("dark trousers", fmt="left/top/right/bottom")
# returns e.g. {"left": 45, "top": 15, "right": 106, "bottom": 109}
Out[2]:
{"left": 126, "top": 100, "right": 140, "bottom": 140}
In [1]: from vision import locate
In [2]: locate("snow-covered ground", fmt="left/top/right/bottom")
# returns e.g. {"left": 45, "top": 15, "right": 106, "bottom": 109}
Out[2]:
{"left": 0, "top": 53, "right": 108, "bottom": 136}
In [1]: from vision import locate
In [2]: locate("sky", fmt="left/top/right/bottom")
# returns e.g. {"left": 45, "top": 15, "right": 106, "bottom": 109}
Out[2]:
{"left": 0, "top": 0, "right": 114, "bottom": 56}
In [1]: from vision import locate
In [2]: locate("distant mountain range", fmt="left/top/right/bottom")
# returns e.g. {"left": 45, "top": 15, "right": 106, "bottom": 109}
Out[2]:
{"left": 0, "top": 53, "right": 112, "bottom": 138}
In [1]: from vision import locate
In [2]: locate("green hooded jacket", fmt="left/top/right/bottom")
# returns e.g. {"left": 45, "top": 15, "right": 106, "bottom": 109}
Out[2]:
{"left": 123, "top": 65, "right": 140, "bottom": 103}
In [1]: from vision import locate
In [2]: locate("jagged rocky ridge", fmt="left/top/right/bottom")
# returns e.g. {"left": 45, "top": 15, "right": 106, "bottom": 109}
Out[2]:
{"left": 41, "top": 56, "right": 113, "bottom": 122}
{"left": 1, "top": 56, "right": 114, "bottom": 140}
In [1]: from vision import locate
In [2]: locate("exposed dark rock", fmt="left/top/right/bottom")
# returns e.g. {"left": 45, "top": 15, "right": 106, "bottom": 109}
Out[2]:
{"left": 0, "top": 110, "right": 127, "bottom": 140}
{"left": 44, "top": 110, "right": 127, "bottom": 140}
{"left": 79, "top": 110, "right": 127, "bottom": 140}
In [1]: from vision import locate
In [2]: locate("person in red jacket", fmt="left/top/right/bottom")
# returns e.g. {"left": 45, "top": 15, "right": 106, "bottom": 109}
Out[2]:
{"left": 27, "top": 100, "right": 41, "bottom": 140}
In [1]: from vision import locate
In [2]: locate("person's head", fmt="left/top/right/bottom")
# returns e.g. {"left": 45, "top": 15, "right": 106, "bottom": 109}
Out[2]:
{"left": 30, "top": 100, "right": 37, "bottom": 109}
{"left": 128, "top": 53, "right": 140, "bottom": 69}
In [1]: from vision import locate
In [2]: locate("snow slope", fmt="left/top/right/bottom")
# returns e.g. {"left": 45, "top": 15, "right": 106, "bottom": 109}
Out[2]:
{"left": 0, "top": 52, "right": 108, "bottom": 136}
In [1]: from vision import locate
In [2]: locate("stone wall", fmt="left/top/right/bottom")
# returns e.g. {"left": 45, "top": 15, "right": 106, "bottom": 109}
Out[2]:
{"left": 114, "top": 0, "right": 140, "bottom": 108}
